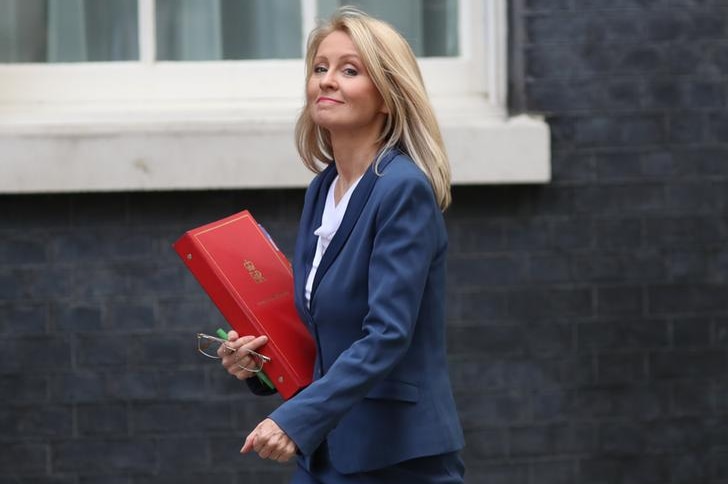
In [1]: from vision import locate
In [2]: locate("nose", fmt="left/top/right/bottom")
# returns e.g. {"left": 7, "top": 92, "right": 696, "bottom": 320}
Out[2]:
{"left": 319, "top": 70, "right": 336, "bottom": 90}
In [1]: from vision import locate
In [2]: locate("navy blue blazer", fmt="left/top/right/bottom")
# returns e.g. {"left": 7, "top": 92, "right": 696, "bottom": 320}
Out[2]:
{"left": 269, "top": 150, "right": 464, "bottom": 474}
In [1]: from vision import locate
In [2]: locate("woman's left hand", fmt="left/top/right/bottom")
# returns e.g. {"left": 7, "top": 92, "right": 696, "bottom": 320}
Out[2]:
{"left": 241, "top": 418, "right": 297, "bottom": 462}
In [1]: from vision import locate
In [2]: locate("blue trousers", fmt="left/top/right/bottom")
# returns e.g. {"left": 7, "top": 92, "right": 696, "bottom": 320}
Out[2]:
{"left": 290, "top": 442, "right": 465, "bottom": 484}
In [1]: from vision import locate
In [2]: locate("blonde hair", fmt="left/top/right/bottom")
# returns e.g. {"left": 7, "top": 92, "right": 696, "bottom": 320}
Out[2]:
{"left": 295, "top": 7, "right": 452, "bottom": 210}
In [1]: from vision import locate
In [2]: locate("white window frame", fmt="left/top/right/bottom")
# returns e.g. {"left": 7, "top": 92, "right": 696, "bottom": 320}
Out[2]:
{"left": 0, "top": 0, "right": 550, "bottom": 193}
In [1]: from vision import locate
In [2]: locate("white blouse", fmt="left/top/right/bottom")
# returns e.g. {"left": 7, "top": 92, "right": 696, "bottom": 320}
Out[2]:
{"left": 305, "top": 174, "right": 362, "bottom": 308}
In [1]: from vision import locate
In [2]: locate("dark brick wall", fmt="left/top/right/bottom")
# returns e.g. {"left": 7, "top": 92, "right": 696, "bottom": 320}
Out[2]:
{"left": 1, "top": 1, "right": 728, "bottom": 483}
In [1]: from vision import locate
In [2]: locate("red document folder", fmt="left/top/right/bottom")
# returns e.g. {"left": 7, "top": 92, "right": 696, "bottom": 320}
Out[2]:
{"left": 173, "top": 210, "right": 315, "bottom": 400}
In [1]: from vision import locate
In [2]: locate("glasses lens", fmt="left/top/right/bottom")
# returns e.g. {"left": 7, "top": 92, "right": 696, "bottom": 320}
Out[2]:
{"left": 235, "top": 350, "right": 265, "bottom": 372}
{"left": 198, "top": 337, "right": 223, "bottom": 359}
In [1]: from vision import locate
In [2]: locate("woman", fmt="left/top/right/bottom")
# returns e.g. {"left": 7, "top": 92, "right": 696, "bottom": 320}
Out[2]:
{"left": 220, "top": 7, "right": 465, "bottom": 483}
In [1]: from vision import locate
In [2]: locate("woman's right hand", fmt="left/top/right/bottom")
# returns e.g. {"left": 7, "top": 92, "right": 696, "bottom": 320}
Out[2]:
{"left": 218, "top": 330, "right": 269, "bottom": 380}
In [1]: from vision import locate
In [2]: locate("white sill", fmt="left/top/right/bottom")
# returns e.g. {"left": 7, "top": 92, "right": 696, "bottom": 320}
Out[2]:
{"left": 0, "top": 99, "right": 550, "bottom": 194}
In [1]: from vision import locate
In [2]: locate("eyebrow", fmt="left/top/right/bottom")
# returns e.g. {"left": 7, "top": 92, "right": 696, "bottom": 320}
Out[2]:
{"left": 313, "top": 53, "right": 362, "bottom": 63}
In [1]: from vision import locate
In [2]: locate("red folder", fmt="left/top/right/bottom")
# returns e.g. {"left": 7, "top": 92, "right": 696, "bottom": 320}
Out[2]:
{"left": 173, "top": 210, "right": 315, "bottom": 400}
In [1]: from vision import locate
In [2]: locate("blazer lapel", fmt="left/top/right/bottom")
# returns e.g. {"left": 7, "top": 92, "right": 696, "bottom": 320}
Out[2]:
{"left": 311, "top": 150, "right": 399, "bottom": 297}
{"left": 297, "top": 164, "right": 338, "bottom": 314}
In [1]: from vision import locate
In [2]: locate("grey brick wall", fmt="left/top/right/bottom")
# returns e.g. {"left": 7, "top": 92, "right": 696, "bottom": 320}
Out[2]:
{"left": 1, "top": 1, "right": 728, "bottom": 483}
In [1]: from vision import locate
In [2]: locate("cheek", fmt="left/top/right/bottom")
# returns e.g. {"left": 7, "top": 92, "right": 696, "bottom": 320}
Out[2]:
{"left": 306, "top": 77, "right": 319, "bottom": 101}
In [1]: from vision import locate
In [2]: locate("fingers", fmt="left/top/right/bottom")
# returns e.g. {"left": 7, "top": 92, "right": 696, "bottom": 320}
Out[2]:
{"left": 218, "top": 334, "right": 268, "bottom": 380}
{"left": 241, "top": 418, "right": 296, "bottom": 463}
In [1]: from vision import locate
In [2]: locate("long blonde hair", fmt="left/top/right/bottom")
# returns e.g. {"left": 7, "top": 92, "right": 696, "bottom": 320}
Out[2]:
{"left": 295, "top": 7, "right": 452, "bottom": 210}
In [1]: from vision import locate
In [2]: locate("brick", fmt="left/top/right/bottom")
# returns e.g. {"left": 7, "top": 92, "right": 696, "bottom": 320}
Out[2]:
{"left": 130, "top": 402, "right": 232, "bottom": 435}
{"left": 646, "top": 9, "right": 692, "bottom": 42}
{"left": 503, "top": 218, "right": 552, "bottom": 250}
{"left": 509, "top": 423, "right": 595, "bottom": 456}
{"left": 573, "top": 385, "right": 671, "bottom": 420}
{"left": 672, "top": 317, "right": 712, "bottom": 347}
{"left": 0, "top": 302, "right": 48, "bottom": 334}
{"left": 449, "top": 359, "right": 503, "bottom": 391}
{"left": 134, "top": 474, "right": 235, "bottom": 484}
{"left": 469, "top": 463, "right": 528, "bottom": 484}
{"left": 128, "top": 333, "right": 199, "bottom": 368}
{"left": 596, "top": 352, "right": 648, "bottom": 385}
{"left": 508, "top": 287, "right": 593, "bottom": 319}
{"left": 154, "top": 369, "right": 206, "bottom": 401}
{"left": 53, "top": 440, "right": 156, "bottom": 473}
{"left": 50, "top": 371, "right": 105, "bottom": 404}
{"left": 77, "top": 404, "right": 128, "bottom": 436}
{"left": 578, "top": 456, "right": 670, "bottom": 484}
{"left": 525, "top": 0, "right": 571, "bottom": 10}
{"left": 73, "top": 267, "right": 127, "bottom": 299}
{"left": 448, "top": 255, "right": 527, "bottom": 287}
{"left": 668, "top": 112, "right": 706, "bottom": 145}
{"left": 157, "top": 437, "right": 209, "bottom": 471}
{"left": 669, "top": 453, "right": 711, "bottom": 483}
{"left": 649, "top": 349, "right": 726, "bottom": 378}
{"left": 448, "top": 325, "right": 525, "bottom": 356}
{"left": 0, "top": 336, "right": 71, "bottom": 372}
{"left": 595, "top": 286, "right": 645, "bottom": 316}
{"left": 648, "top": 284, "right": 728, "bottom": 314}
{"left": 0, "top": 374, "right": 47, "bottom": 404}
{"left": 549, "top": 150, "right": 596, "bottom": 184}
{"left": 106, "top": 371, "right": 158, "bottom": 401}
{"left": 550, "top": 217, "right": 593, "bottom": 249}
{"left": 9, "top": 268, "right": 73, "bottom": 301}
{"left": 460, "top": 427, "right": 507, "bottom": 460}
{"left": 572, "top": 251, "right": 665, "bottom": 282}
{"left": 54, "top": 304, "right": 103, "bottom": 332}
{"left": 69, "top": 193, "right": 128, "bottom": 226}
{"left": 707, "top": 111, "right": 728, "bottom": 143}
{"left": 573, "top": 184, "right": 665, "bottom": 215}
{"left": 0, "top": 443, "right": 48, "bottom": 474}
{"left": 533, "top": 78, "right": 642, "bottom": 114}
{"left": 598, "top": 421, "right": 646, "bottom": 456}
{"left": 594, "top": 152, "right": 645, "bottom": 182}
{"left": 594, "top": 218, "right": 643, "bottom": 249}
{"left": 126, "top": 263, "right": 189, "bottom": 297}
{"left": 0, "top": 405, "right": 72, "bottom": 438}
{"left": 577, "top": 320, "right": 669, "bottom": 351}
{"left": 529, "top": 460, "right": 576, "bottom": 484}
{"left": 108, "top": 303, "right": 155, "bottom": 331}
{"left": 671, "top": 148, "right": 728, "bottom": 178}
{"left": 0, "top": 196, "right": 70, "bottom": 229}
{"left": 643, "top": 418, "right": 706, "bottom": 452}
{"left": 455, "top": 392, "right": 530, "bottom": 428}
{"left": 644, "top": 216, "right": 723, "bottom": 248}
{"left": 672, "top": 380, "right": 714, "bottom": 416}
{"left": 76, "top": 334, "right": 128, "bottom": 368}
{"left": 447, "top": 219, "right": 504, "bottom": 254}
{"left": 667, "top": 250, "right": 709, "bottom": 281}
{"left": 157, "top": 297, "right": 223, "bottom": 331}
{"left": 527, "top": 254, "right": 571, "bottom": 283}
{"left": 0, "top": 235, "right": 47, "bottom": 265}
{"left": 448, "top": 288, "right": 509, "bottom": 322}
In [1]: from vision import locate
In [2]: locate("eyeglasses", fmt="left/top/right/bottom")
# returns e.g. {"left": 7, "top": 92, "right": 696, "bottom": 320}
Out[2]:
{"left": 196, "top": 333, "right": 271, "bottom": 373}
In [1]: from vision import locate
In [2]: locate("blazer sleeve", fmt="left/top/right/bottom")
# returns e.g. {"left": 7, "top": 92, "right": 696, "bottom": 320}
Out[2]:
{"left": 267, "top": 173, "right": 442, "bottom": 456}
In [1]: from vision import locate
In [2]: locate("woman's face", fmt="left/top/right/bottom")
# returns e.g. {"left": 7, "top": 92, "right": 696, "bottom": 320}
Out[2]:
{"left": 307, "top": 30, "right": 387, "bottom": 135}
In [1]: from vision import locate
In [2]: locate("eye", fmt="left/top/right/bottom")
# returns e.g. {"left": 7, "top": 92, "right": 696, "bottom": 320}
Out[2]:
{"left": 343, "top": 67, "right": 358, "bottom": 77}
{"left": 313, "top": 65, "right": 328, "bottom": 74}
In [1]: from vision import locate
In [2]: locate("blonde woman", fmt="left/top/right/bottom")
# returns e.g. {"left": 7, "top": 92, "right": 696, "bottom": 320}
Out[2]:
{"left": 220, "top": 7, "right": 465, "bottom": 483}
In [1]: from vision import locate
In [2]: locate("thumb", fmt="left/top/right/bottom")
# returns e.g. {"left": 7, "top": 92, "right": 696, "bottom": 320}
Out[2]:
{"left": 227, "top": 330, "right": 239, "bottom": 341}
{"left": 240, "top": 431, "right": 256, "bottom": 454}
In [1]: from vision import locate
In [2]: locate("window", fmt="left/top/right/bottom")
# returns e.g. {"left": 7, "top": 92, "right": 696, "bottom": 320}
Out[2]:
{"left": 0, "top": 0, "right": 550, "bottom": 193}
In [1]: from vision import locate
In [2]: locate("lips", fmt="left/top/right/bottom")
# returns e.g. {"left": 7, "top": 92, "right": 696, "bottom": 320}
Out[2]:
{"left": 317, "top": 97, "right": 343, "bottom": 104}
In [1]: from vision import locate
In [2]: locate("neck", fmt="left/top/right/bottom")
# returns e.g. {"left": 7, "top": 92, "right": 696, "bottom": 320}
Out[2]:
{"left": 330, "top": 136, "right": 382, "bottom": 185}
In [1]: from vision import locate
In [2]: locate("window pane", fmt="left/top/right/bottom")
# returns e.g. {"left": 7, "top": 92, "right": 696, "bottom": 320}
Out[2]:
{"left": 156, "top": 0, "right": 302, "bottom": 61}
{"left": 317, "top": 0, "right": 458, "bottom": 57}
{"left": 0, "top": 0, "right": 138, "bottom": 63}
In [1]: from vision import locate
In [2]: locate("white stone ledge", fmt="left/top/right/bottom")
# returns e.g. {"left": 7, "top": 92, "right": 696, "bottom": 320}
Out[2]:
{"left": 0, "top": 107, "right": 550, "bottom": 194}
